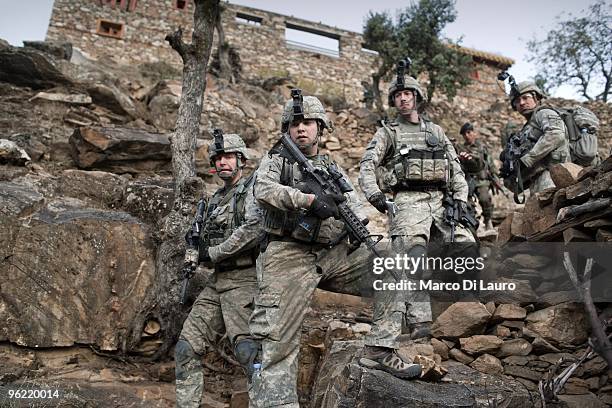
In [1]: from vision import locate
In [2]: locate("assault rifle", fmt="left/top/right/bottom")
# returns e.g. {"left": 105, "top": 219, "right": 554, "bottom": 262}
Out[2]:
{"left": 443, "top": 194, "right": 480, "bottom": 242}
{"left": 277, "top": 133, "right": 396, "bottom": 280}
{"left": 499, "top": 131, "right": 539, "bottom": 204}
{"left": 180, "top": 198, "right": 207, "bottom": 304}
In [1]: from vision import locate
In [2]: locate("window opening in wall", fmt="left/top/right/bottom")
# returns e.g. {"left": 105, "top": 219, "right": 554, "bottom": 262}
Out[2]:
{"left": 235, "top": 12, "right": 262, "bottom": 26}
{"left": 285, "top": 23, "right": 340, "bottom": 58}
{"left": 96, "top": 20, "right": 125, "bottom": 39}
{"left": 174, "top": 0, "right": 188, "bottom": 10}
{"left": 98, "top": 0, "right": 137, "bottom": 11}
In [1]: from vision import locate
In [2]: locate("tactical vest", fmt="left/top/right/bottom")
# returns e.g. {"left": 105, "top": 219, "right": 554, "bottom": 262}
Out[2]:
{"left": 263, "top": 152, "right": 345, "bottom": 244}
{"left": 200, "top": 174, "right": 257, "bottom": 268}
{"left": 380, "top": 119, "right": 449, "bottom": 191}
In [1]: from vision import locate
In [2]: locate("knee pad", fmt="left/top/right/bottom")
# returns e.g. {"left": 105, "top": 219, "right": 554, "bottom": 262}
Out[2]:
{"left": 234, "top": 339, "right": 260, "bottom": 381}
{"left": 175, "top": 339, "right": 199, "bottom": 380}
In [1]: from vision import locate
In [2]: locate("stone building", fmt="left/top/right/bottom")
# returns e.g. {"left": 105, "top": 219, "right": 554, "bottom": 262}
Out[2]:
{"left": 46, "top": 0, "right": 514, "bottom": 108}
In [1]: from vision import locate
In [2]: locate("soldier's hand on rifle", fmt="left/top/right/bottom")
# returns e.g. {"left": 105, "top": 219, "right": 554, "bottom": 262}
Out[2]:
{"left": 183, "top": 248, "right": 199, "bottom": 272}
{"left": 368, "top": 192, "right": 388, "bottom": 214}
{"left": 458, "top": 151, "right": 473, "bottom": 161}
{"left": 310, "top": 192, "right": 345, "bottom": 220}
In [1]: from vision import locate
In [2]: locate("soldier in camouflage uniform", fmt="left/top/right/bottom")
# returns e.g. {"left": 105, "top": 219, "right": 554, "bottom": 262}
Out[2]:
{"left": 505, "top": 81, "right": 570, "bottom": 193}
{"left": 176, "top": 132, "right": 263, "bottom": 408}
{"left": 456, "top": 122, "right": 497, "bottom": 232}
{"left": 359, "top": 74, "right": 475, "bottom": 339}
{"left": 249, "top": 94, "right": 422, "bottom": 408}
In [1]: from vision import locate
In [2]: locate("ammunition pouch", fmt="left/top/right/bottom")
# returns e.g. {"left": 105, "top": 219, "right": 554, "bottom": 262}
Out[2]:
{"left": 385, "top": 147, "right": 448, "bottom": 191}
{"left": 263, "top": 208, "right": 324, "bottom": 244}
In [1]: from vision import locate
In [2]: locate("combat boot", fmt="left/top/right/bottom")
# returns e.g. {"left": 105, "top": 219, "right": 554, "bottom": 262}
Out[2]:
{"left": 360, "top": 346, "right": 422, "bottom": 379}
{"left": 408, "top": 322, "right": 432, "bottom": 340}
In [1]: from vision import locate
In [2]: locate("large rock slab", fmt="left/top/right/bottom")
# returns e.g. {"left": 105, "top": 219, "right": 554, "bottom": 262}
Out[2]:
{"left": 0, "top": 45, "right": 74, "bottom": 89}
{"left": 459, "top": 335, "right": 503, "bottom": 356}
{"left": 87, "top": 83, "right": 143, "bottom": 119}
{"left": 0, "top": 185, "right": 156, "bottom": 351}
{"left": 311, "top": 340, "right": 534, "bottom": 408}
{"left": 432, "top": 302, "right": 491, "bottom": 339}
{"left": 69, "top": 126, "right": 208, "bottom": 173}
{"left": 525, "top": 302, "right": 590, "bottom": 347}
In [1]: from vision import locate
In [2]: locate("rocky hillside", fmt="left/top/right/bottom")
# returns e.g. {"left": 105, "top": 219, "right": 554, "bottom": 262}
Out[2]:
{"left": 1, "top": 40, "right": 611, "bottom": 407}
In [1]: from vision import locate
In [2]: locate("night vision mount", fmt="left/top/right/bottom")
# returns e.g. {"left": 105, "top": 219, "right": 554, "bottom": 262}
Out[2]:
{"left": 497, "top": 70, "right": 520, "bottom": 99}
{"left": 396, "top": 57, "right": 412, "bottom": 88}
{"left": 291, "top": 88, "right": 304, "bottom": 122}
{"left": 213, "top": 128, "right": 224, "bottom": 152}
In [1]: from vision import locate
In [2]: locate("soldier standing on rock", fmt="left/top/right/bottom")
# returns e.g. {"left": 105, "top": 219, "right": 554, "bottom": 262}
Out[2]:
{"left": 502, "top": 81, "right": 570, "bottom": 194}
{"left": 175, "top": 131, "right": 263, "bottom": 408}
{"left": 456, "top": 122, "right": 498, "bottom": 233}
{"left": 359, "top": 60, "right": 477, "bottom": 340}
{"left": 248, "top": 92, "right": 422, "bottom": 408}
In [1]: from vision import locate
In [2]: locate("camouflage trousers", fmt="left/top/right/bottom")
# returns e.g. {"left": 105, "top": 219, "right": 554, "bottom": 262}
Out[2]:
{"left": 176, "top": 267, "right": 257, "bottom": 408}
{"left": 388, "top": 190, "right": 476, "bottom": 325}
{"left": 248, "top": 239, "right": 403, "bottom": 408}
{"left": 474, "top": 184, "right": 493, "bottom": 222}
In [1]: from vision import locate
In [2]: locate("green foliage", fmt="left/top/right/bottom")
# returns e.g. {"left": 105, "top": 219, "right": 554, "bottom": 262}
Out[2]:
{"left": 362, "top": 0, "right": 472, "bottom": 108}
{"left": 527, "top": 0, "right": 611, "bottom": 102}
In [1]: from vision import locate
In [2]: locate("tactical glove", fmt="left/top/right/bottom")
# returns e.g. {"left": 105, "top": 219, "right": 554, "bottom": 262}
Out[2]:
{"left": 368, "top": 192, "right": 388, "bottom": 214}
{"left": 310, "top": 192, "right": 345, "bottom": 220}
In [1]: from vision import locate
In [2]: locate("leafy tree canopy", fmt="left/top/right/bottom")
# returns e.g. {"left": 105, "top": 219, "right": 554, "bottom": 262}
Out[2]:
{"left": 527, "top": 0, "right": 611, "bottom": 102}
{"left": 363, "top": 0, "right": 472, "bottom": 111}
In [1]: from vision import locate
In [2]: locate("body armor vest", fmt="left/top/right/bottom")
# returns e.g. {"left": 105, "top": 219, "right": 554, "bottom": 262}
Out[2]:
{"left": 381, "top": 119, "right": 449, "bottom": 191}
{"left": 263, "top": 152, "right": 344, "bottom": 244}
{"left": 200, "top": 174, "right": 256, "bottom": 266}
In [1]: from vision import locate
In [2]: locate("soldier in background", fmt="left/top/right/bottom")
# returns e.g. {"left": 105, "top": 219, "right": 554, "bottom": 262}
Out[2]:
{"left": 456, "top": 122, "right": 498, "bottom": 232}
{"left": 175, "top": 132, "right": 263, "bottom": 408}
{"left": 249, "top": 94, "right": 422, "bottom": 408}
{"left": 359, "top": 69, "right": 476, "bottom": 340}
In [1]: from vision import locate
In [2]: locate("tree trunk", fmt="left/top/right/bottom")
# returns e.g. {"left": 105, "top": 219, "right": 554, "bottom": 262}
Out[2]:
{"left": 126, "top": 0, "right": 218, "bottom": 359}
{"left": 215, "top": 9, "right": 235, "bottom": 84}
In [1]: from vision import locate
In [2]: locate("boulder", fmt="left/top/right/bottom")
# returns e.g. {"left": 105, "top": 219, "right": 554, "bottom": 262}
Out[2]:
{"left": 469, "top": 354, "right": 503, "bottom": 375}
{"left": 491, "top": 304, "right": 527, "bottom": 322}
{"left": 459, "top": 335, "right": 503, "bottom": 356}
{"left": 525, "top": 302, "right": 590, "bottom": 347}
{"left": 0, "top": 186, "right": 156, "bottom": 351}
{"left": 69, "top": 126, "right": 208, "bottom": 173}
{"left": 431, "top": 302, "right": 491, "bottom": 339}
{"left": 23, "top": 41, "right": 73, "bottom": 60}
{"left": 0, "top": 46, "right": 74, "bottom": 89}
{"left": 87, "top": 83, "right": 143, "bottom": 119}
{"left": 497, "top": 339, "right": 533, "bottom": 358}
{"left": 0, "top": 139, "right": 31, "bottom": 165}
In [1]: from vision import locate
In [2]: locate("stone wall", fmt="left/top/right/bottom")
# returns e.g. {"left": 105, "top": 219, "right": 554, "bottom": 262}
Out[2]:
{"left": 46, "top": 0, "right": 510, "bottom": 108}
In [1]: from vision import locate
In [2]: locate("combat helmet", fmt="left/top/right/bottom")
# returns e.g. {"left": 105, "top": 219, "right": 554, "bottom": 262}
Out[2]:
{"left": 281, "top": 89, "right": 333, "bottom": 133}
{"left": 388, "top": 57, "right": 427, "bottom": 106}
{"left": 510, "top": 81, "right": 547, "bottom": 111}
{"left": 208, "top": 129, "right": 250, "bottom": 166}
{"left": 388, "top": 75, "right": 427, "bottom": 106}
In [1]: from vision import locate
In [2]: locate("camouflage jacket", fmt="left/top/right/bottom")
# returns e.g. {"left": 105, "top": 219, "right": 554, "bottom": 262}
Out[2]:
{"left": 206, "top": 175, "right": 264, "bottom": 264}
{"left": 359, "top": 116, "right": 468, "bottom": 202}
{"left": 518, "top": 106, "right": 570, "bottom": 179}
{"left": 254, "top": 147, "right": 366, "bottom": 244}
{"left": 455, "top": 140, "right": 497, "bottom": 188}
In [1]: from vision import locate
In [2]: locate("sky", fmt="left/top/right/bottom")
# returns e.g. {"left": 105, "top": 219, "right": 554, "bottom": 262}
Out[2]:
{"left": 0, "top": 0, "right": 600, "bottom": 99}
